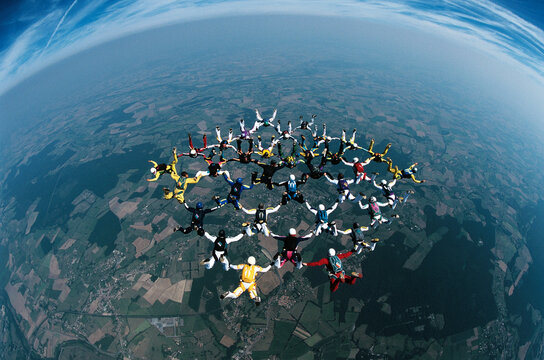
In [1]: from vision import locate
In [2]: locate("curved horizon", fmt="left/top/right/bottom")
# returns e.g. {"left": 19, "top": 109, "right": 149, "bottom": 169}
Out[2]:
{"left": 1, "top": 0, "right": 544, "bottom": 97}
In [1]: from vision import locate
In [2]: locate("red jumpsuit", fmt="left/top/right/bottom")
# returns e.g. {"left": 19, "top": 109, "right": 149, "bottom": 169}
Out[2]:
{"left": 305, "top": 251, "right": 360, "bottom": 292}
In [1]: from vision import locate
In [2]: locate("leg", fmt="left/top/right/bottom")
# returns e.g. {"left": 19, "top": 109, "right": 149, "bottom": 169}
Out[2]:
{"left": 381, "top": 143, "right": 391, "bottom": 156}
{"left": 204, "top": 256, "right": 216, "bottom": 270}
{"left": 330, "top": 278, "right": 341, "bottom": 292}
{"left": 220, "top": 255, "right": 230, "bottom": 271}
{"left": 202, "top": 135, "right": 207, "bottom": 149}
{"left": 215, "top": 126, "right": 222, "bottom": 142}
{"left": 188, "top": 134, "right": 194, "bottom": 149}
{"left": 350, "top": 129, "right": 357, "bottom": 144}
{"left": 262, "top": 223, "right": 270, "bottom": 237}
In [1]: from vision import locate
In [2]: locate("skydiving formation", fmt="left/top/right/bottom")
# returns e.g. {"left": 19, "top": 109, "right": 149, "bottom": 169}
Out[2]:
{"left": 146, "top": 108, "right": 426, "bottom": 304}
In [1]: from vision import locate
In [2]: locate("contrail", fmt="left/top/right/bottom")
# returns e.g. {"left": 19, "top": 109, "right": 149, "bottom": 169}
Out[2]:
{"left": 44, "top": 0, "right": 79, "bottom": 50}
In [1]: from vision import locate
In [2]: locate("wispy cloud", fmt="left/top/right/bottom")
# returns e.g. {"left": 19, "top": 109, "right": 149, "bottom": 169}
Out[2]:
{"left": 44, "top": 0, "right": 79, "bottom": 50}
{"left": 0, "top": 0, "right": 543, "bottom": 96}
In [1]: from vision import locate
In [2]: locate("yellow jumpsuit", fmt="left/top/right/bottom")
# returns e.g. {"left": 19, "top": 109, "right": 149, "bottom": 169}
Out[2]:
{"left": 229, "top": 264, "right": 270, "bottom": 299}
{"left": 387, "top": 161, "right": 424, "bottom": 184}
{"left": 148, "top": 148, "right": 179, "bottom": 182}
{"left": 366, "top": 139, "right": 391, "bottom": 163}
{"left": 163, "top": 175, "right": 202, "bottom": 203}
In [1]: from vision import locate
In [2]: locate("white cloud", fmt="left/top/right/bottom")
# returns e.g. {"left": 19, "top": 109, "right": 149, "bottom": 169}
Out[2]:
{"left": 0, "top": 0, "right": 543, "bottom": 96}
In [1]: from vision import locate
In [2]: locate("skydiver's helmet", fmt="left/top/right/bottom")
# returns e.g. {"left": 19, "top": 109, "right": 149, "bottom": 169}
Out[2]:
{"left": 318, "top": 204, "right": 325, "bottom": 211}
{"left": 190, "top": 149, "right": 197, "bottom": 156}
{"left": 258, "top": 203, "right": 265, "bottom": 210}
{"left": 337, "top": 173, "right": 344, "bottom": 179}
{"left": 289, "top": 228, "right": 297, "bottom": 236}
{"left": 353, "top": 222, "right": 359, "bottom": 228}
{"left": 236, "top": 178, "right": 244, "bottom": 184}
{"left": 271, "top": 159, "right": 277, "bottom": 165}
{"left": 381, "top": 179, "right": 388, "bottom": 185}
{"left": 150, "top": 167, "right": 157, "bottom": 174}
{"left": 220, "top": 140, "right": 228, "bottom": 148}
{"left": 248, "top": 256, "right": 256, "bottom": 265}
{"left": 370, "top": 196, "right": 377, "bottom": 203}
{"left": 328, "top": 248, "right": 336, "bottom": 256}
{"left": 413, "top": 167, "right": 418, "bottom": 173}
{"left": 242, "top": 130, "right": 250, "bottom": 138}
{"left": 196, "top": 202, "right": 203, "bottom": 209}
{"left": 289, "top": 174, "right": 296, "bottom": 181}
{"left": 353, "top": 157, "right": 359, "bottom": 163}
{"left": 218, "top": 230, "right": 226, "bottom": 238}
{"left": 197, "top": 228, "right": 205, "bottom": 236}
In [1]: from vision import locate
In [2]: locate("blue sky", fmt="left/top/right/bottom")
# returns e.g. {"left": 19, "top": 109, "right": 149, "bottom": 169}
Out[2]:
{"left": 0, "top": 0, "right": 543, "bottom": 97}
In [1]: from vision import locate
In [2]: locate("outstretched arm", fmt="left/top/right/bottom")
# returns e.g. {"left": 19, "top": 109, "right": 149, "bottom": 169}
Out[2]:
{"left": 358, "top": 201, "right": 368, "bottom": 210}
{"left": 341, "top": 158, "right": 353, "bottom": 166}
{"left": 242, "top": 207, "right": 256, "bottom": 215}
{"left": 268, "top": 204, "right": 281, "bottom": 213}
{"left": 372, "top": 180, "right": 381, "bottom": 189}
{"left": 377, "top": 202, "right": 389, "bottom": 207}
{"left": 258, "top": 265, "right": 272, "bottom": 273}
{"left": 204, "top": 232, "right": 216, "bottom": 243}
{"left": 230, "top": 264, "right": 244, "bottom": 270}
{"left": 226, "top": 233, "right": 244, "bottom": 244}
{"left": 305, "top": 202, "right": 317, "bottom": 214}
{"left": 338, "top": 250, "right": 354, "bottom": 260}
{"left": 328, "top": 201, "right": 339, "bottom": 214}
{"left": 223, "top": 172, "right": 234, "bottom": 185}
{"left": 304, "top": 257, "right": 328, "bottom": 267}
{"left": 336, "top": 228, "right": 353, "bottom": 235}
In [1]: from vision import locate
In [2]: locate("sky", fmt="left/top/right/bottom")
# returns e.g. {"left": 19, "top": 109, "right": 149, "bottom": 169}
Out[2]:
{"left": 0, "top": 0, "right": 543, "bottom": 98}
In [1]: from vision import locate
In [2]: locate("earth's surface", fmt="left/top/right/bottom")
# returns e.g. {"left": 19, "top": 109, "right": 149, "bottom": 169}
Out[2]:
{"left": 0, "top": 15, "right": 543, "bottom": 360}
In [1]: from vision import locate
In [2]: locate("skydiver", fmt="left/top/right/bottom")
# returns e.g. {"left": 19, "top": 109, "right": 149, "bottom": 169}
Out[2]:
{"left": 277, "top": 139, "right": 300, "bottom": 169}
{"left": 341, "top": 156, "right": 374, "bottom": 184}
{"left": 241, "top": 203, "right": 281, "bottom": 237}
{"left": 254, "top": 108, "right": 277, "bottom": 129}
{"left": 210, "top": 126, "right": 236, "bottom": 159}
{"left": 341, "top": 128, "right": 363, "bottom": 150}
{"left": 274, "top": 173, "right": 308, "bottom": 205}
{"left": 274, "top": 119, "right": 294, "bottom": 140}
{"left": 251, "top": 159, "right": 285, "bottom": 190}
{"left": 229, "top": 138, "right": 254, "bottom": 164}
{"left": 255, "top": 135, "right": 277, "bottom": 159}
{"left": 213, "top": 173, "right": 254, "bottom": 210}
{"left": 174, "top": 201, "right": 222, "bottom": 236}
{"left": 296, "top": 114, "right": 316, "bottom": 131}
{"left": 148, "top": 147, "right": 179, "bottom": 182}
{"left": 366, "top": 138, "right": 391, "bottom": 163}
{"left": 305, "top": 201, "right": 339, "bottom": 236}
{"left": 337, "top": 222, "right": 379, "bottom": 254}
{"left": 220, "top": 256, "right": 271, "bottom": 306}
{"left": 179, "top": 134, "right": 208, "bottom": 158}
{"left": 270, "top": 228, "right": 313, "bottom": 269}
{"left": 238, "top": 118, "right": 258, "bottom": 140}
{"left": 303, "top": 248, "right": 363, "bottom": 293}
{"left": 163, "top": 171, "right": 202, "bottom": 204}
{"left": 386, "top": 158, "right": 426, "bottom": 184}
{"left": 374, "top": 178, "right": 414, "bottom": 209}
{"left": 323, "top": 173, "right": 363, "bottom": 203}
{"left": 323, "top": 138, "right": 345, "bottom": 165}
{"left": 358, "top": 196, "right": 399, "bottom": 229}
{"left": 194, "top": 152, "right": 229, "bottom": 178}
{"left": 201, "top": 230, "right": 244, "bottom": 271}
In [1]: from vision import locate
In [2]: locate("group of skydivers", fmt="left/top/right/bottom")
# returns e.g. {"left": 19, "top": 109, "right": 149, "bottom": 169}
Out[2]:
{"left": 147, "top": 109, "right": 425, "bottom": 305}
